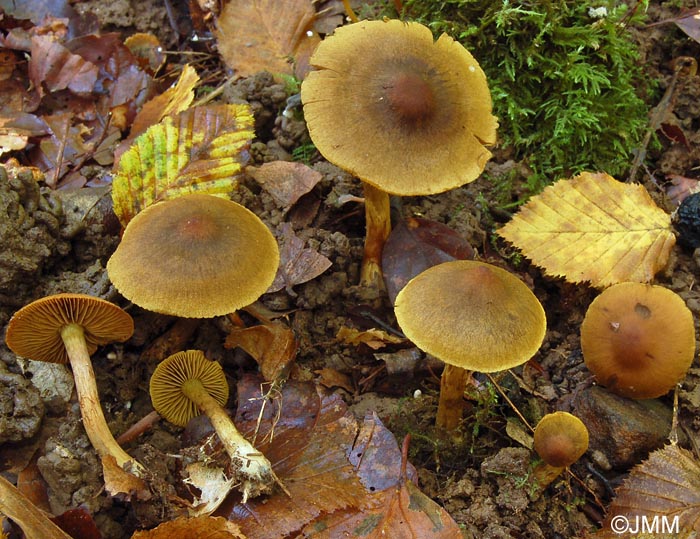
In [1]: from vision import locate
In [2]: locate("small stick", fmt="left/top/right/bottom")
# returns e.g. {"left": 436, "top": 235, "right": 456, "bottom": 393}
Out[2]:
{"left": 116, "top": 410, "right": 161, "bottom": 446}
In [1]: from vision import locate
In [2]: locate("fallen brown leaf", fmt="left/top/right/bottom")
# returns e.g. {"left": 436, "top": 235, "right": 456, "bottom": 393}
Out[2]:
{"left": 29, "top": 35, "right": 98, "bottom": 97}
{"left": 248, "top": 161, "right": 322, "bottom": 211}
{"left": 101, "top": 455, "right": 151, "bottom": 500}
{"left": 131, "top": 515, "right": 246, "bottom": 539}
{"left": 224, "top": 322, "right": 298, "bottom": 382}
{"left": 215, "top": 0, "right": 319, "bottom": 79}
{"left": 210, "top": 376, "right": 445, "bottom": 539}
{"left": 336, "top": 326, "right": 405, "bottom": 350}
{"left": 268, "top": 222, "right": 332, "bottom": 294}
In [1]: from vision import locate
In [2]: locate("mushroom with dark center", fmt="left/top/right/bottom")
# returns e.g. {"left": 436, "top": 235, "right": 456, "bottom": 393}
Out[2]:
{"left": 394, "top": 260, "right": 546, "bottom": 430}
{"left": 580, "top": 282, "right": 696, "bottom": 399}
{"left": 107, "top": 193, "right": 280, "bottom": 318}
{"left": 532, "top": 412, "right": 589, "bottom": 490}
{"left": 5, "top": 294, "right": 145, "bottom": 477}
{"left": 150, "top": 350, "right": 279, "bottom": 502}
{"left": 301, "top": 19, "right": 497, "bottom": 288}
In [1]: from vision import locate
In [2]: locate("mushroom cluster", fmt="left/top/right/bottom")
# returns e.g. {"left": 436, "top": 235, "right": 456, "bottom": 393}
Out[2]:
{"left": 302, "top": 19, "right": 497, "bottom": 286}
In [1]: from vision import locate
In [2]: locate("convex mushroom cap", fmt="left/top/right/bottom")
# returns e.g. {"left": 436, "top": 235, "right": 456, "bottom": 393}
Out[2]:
{"left": 107, "top": 194, "right": 280, "bottom": 318}
{"left": 301, "top": 19, "right": 498, "bottom": 196}
{"left": 580, "top": 282, "right": 696, "bottom": 399}
{"left": 533, "top": 412, "right": 589, "bottom": 468}
{"left": 394, "top": 260, "right": 546, "bottom": 372}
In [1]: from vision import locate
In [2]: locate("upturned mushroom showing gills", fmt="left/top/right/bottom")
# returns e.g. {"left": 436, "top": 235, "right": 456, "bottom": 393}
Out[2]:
{"left": 394, "top": 260, "right": 546, "bottom": 430}
{"left": 301, "top": 19, "right": 497, "bottom": 288}
{"left": 532, "top": 412, "right": 589, "bottom": 490}
{"left": 4, "top": 294, "right": 145, "bottom": 476}
{"left": 580, "top": 282, "right": 696, "bottom": 399}
{"left": 150, "top": 350, "right": 276, "bottom": 502}
{"left": 107, "top": 193, "right": 279, "bottom": 318}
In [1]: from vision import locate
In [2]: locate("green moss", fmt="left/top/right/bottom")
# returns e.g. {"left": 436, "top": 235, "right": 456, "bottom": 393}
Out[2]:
{"left": 395, "top": 0, "right": 653, "bottom": 197}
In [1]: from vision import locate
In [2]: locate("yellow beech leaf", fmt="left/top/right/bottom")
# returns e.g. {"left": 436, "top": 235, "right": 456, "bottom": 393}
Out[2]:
{"left": 112, "top": 103, "right": 253, "bottom": 225}
{"left": 497, "top": 172, "right": 676, "bottom": 287}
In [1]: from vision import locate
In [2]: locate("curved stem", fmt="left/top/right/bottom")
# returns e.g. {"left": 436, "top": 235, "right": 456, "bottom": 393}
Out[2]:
{"left": 0, "top": 475, "right": 72, "bottom": 539}
{"left": 182, "top": 379, "right": 275, "bottom": 501}
{"left": 436, "top": 364, "right": 470, "bottom": 430}
{"left": 61, "top": 324, "right": 145, "bottom": 476}
{"left": 360, "top": 182, "right": 391, "bottom": 289}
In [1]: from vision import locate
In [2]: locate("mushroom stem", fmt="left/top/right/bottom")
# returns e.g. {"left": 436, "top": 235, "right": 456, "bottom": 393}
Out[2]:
{"left": 181, "top": 378, "right": 275, "bottom": 501}
{"left": 60, "top": 323, "right": 145, "bottom": 476}
{"left": 436, "top": 364, "right": 470, "bottom": 430}
{"left": 532, "top": 462, "right": 565, "bottom": 491}
{"left": 360, "top": 182, "right": 391, "bottom": 289}
{"left": 0, "top": 475, "right": 72, "bottom": 539}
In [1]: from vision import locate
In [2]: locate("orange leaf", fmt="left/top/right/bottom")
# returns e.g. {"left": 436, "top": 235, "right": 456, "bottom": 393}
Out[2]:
{"left": 130, "top": 516, "right": 246, "bottom": 539}
{"left": 497, "top": 172, "right": 676, "bottom": 287}
{"left": 214, "top": 0, "right": 319, "bottom": 79}
{"left": 224, "top": 322, "right": 298, "bottom": 382}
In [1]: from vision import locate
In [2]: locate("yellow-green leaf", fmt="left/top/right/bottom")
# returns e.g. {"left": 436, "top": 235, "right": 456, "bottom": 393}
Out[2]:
{"left": 112, "top": 103, "right": 254, "bottom": 226}
{"left": 497, "top": 172, "right": 676, "bottom": 287}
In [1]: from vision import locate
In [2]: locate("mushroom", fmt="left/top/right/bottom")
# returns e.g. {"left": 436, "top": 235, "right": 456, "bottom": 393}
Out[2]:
{"left": 150, "top": 350, "right": 277, "bottom": 502}
{"left": 394, "top": 260, "right": 546, "bottom": 430}
{"left": 107, "top": 193, "right": 279, "bottom": 318}
{"left": 0, "top": 475, "right": 72, "bottom": 539}
{"left": 532, "top": 412, "right": 589, "bottom": 490}
{"left": 580, "top": 282, "right": 696, "bottom": 399}
{"left": 4, "top": 294, "right": 144, "bottom": 476}
{"left": 301, "top": 19, "right": 497, "bottom": 287}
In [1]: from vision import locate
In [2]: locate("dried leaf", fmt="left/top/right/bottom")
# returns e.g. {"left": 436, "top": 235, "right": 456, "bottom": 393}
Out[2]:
{"left": 101, "top": 455, "right": 151, "bottom": 500}
{"left": 596, "top": 444, "right": 700, "bottom": 537}
{"left": 302, "top": 475, "right": 462, "bottom": 538}
{"left": 675, "top": 8, "right": 700, "bottom": 43}
{"left": 183, "top": 461, "right": 236, "bottom": 516}
{"left": 215, "top": 0, "right": 319, "bottom": 79}
{"left": 111, "top": 103, "right": 254, "bottom": 225}
{"left": 666, "top": 174, "right": 700, "bottom": 206}
{"left": 315, "top": 367, "right": 354, "bottom": 392}
{"left": 128, "top": 64, "right": 199, "bottom": 144}
{"left": 224, "top": 322, "right": 298, "bottom": 382}
{"left": 52, "top": 508, "right": 101, "bottom": 539}
{"left": 337, "top": 326, "right": 405, "bottom": 350}
{"left": 131, "top": 516, "right": 246, "bottom": 539}
{"left": 497, "top": 172, "right": 676, "bottom": 287}
{"left": 382, "top": 217, "right": 475, "bottom": 303}
{"left": 249, "top": 161, "right": 322, "bottom": 211}
{"left": 268, "top": 222, "right": 332, "bottom": 294}
{"left": 29, "top": 35, "right": 98, "bottom": 97}
{"left": 216, "top": 376, "right": 428, "bottom": 539}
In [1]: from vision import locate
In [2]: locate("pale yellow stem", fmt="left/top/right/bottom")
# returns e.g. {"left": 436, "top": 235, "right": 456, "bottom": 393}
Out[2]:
{"left": 182, "top": 379, "right": 275, "bottom": 501}
{"left": 0, "top": 475, "right": 72, "bottom": 539}
{"left": 61, "top": 324, "right": 145, "bottom": 476}
{"left": 360, "top": 182, "right": 391, "bottom": 289}
{"left": 436, "top": 364, "right": 470, "bottom": 431}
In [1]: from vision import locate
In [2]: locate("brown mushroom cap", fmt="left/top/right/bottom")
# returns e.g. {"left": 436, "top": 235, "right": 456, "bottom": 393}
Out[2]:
{"left": 5, "top": 293, "right": 134, "bottom": 364}
{"left": 533, "top": 412, "right": 589, "bottom": 468}
{"left": 580, "top": 282, "right": 696, "bottom": 399}
{"left": 301, "top": 19, "right": 497, "bottom": 196}
{"left": 107, "top": 193, "right": 280, "bottom": 318}
{"left": 394, "top": 260, "right": 546, "bottom": 372}
{"left": 150, "top": 350, "right": 228, "bottom": 427}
